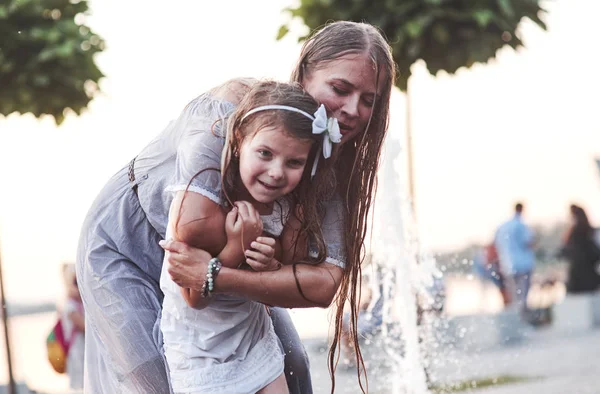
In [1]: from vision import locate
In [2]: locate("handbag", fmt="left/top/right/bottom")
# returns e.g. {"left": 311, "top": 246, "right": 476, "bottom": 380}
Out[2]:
{"left": 46, "top": 317, "right": 71, "bottom": 374}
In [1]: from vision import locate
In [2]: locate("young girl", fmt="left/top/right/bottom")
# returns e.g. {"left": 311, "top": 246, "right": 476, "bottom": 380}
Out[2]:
{"left": 160, "top": 81, "right": 338, "bottom": 393}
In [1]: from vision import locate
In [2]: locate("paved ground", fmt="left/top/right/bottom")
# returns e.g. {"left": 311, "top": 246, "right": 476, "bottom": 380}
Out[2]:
{"left": 2, "top": 319, "right": 600, "bottom": 394}
{"left": 306, "top": 327, "right": 600, "bottom": 394}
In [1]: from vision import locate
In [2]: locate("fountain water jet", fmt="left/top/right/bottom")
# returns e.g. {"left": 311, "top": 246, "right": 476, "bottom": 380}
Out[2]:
{"left": 366, "top": 135, "right": 439, "bottom": 394}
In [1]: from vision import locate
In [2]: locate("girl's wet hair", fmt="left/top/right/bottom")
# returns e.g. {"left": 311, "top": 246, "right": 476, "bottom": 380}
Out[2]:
{"left": 221, "top": 81, "right": 334, "bottom": 263}
{"left": 292, "top": 21, "right": 396, "bottom": 393}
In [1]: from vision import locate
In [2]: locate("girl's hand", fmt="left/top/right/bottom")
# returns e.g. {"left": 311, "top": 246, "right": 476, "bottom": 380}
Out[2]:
{"left": 226, "top": 201, "right": 264, "bottom": 253}
{"left": 244, "top": 237, "right": 283, "bottom": 272}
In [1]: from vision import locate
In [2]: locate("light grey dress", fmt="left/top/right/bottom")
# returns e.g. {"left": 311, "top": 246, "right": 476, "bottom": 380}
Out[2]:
{"left": 76, "top": 93, "right": 346, "bottom": 393}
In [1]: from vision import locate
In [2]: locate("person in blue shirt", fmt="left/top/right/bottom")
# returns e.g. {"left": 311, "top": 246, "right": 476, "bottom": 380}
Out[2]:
{"left": 494, "top": 203, "right": 536, "bottom": 314}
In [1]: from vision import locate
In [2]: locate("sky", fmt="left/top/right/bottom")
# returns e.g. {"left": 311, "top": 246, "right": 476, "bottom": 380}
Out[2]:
{"left": 1, "top": 0, "right": 599, "bottom": 303}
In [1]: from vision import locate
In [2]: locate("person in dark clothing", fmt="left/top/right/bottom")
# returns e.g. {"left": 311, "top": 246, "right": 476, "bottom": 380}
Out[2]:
{"left": 560, "top": 204, "right": 600, "bottom": 293}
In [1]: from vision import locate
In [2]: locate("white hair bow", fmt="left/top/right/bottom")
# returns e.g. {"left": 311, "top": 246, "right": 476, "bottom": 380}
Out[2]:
{"left": 311, "top": 104, "right": 341, "bottom": 177}
{"left": 312, "top": 104, "right": 342, "bottom": 159}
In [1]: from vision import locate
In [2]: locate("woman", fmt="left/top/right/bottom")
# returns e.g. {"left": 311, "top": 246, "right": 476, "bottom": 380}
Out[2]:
{"left": 77, "top": 21, "right": 395, "bottom": 394}
{"left": 560, "top": 204, "right": 600, "bottom": 293}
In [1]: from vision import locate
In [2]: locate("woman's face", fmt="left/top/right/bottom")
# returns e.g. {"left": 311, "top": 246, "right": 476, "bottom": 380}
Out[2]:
{"left": 303, "top": 53, "right": 383, "bottom": 144}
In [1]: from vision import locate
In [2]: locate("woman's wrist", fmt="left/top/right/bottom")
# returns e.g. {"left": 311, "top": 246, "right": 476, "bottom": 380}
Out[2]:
{"left": 212, "top": 265, "right": 238, "bottom": 295}
{"left": 201, "top": 257, "right": 223, "bottom": 298}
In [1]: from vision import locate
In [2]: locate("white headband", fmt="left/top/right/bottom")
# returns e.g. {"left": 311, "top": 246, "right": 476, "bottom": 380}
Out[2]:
{"left": 241, "top": 104, "right": 342, "bottom": 177}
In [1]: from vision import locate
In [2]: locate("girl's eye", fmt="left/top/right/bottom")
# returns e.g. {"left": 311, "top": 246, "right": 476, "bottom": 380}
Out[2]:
{"left": 287, "top": 160, "right": 305, "bottom": 168}
{"left": 362, "top": 97, "right": 374, "bottom": 107}
{"left": 258, "top": 150, "right": 272, "bottom": 158}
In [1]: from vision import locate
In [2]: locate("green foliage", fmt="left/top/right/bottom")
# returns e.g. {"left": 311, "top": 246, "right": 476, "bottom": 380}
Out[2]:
{"left": 278, "top": 0, "right": 547, "bottom": 91}
{"left": 0, "top": 0, "right": 105, "bottom": 124}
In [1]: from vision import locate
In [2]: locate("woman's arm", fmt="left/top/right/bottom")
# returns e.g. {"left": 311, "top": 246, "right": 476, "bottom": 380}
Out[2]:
{"left": 162, "top": 239, "right": 343, "bottom": 308}
{"left": 217, "top": 263, "right": 342, "bottom": 308}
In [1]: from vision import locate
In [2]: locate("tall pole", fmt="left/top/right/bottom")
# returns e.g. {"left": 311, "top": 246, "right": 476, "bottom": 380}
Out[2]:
{"left": 0, "top": 239, "right": 16, "bottom": 394}
{"left": 405, "top": 78, "right": 422, "bottom": 268}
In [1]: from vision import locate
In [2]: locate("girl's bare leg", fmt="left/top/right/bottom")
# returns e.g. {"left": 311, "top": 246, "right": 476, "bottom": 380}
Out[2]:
{"left": 257, "top": 373, "right": 289, "bottom": 394}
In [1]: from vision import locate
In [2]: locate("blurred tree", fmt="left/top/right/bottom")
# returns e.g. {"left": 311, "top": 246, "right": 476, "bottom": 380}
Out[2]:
{"left": 0, "top": 0, "right": 105, "bottom": 124}
{"left": 278, "top": 0, "right": 547, "bottom": 90}
{"left": 278, "top": 0, "right": 547, "bottom": 210}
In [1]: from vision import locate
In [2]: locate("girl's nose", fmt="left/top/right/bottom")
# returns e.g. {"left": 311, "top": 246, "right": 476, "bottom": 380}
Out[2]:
{"left": 268, "top": 165, "right": 283, "bottom": 180}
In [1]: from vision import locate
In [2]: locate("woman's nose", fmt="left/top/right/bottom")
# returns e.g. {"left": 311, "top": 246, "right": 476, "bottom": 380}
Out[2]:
{"left": 341, "top": 94, "right": 360, "bottom": 118}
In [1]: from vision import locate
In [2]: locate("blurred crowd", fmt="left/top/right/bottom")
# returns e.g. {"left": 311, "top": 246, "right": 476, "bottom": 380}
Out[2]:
{"left": 473, "top": 202, "right": 600, "bottom": 324}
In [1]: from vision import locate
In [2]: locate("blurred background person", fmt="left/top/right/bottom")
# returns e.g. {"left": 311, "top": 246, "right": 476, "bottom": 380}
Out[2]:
{"left": 559, "top": 204, "right": 600, "bottom": 294}
{"left": 473, "top": 242, "right": 511, "bottom": 306}
{"left": 62, "top": 263, "right": 85, "bottom": 392}
{"left": 495, "top": 202, "right": 536, "bottom": 315}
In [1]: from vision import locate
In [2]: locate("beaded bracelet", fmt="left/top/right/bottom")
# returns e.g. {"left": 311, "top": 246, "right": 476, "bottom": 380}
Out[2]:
{"left": 201, "top": 257, "right": 222, "bottom": 298}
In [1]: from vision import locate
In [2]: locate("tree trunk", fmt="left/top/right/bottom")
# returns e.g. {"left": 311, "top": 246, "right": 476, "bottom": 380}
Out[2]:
{"left": 0, "top": 239, "right": 16, "bottom": 394}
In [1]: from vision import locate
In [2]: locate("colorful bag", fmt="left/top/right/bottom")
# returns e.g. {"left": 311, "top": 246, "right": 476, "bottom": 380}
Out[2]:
{"left": 46, "top": 318, "right": 71, "bottom": 374}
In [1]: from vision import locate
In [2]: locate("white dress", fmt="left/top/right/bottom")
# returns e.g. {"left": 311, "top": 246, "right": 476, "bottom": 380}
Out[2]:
{"left": 160, "top": 201, "right": 290, "bottom": 393}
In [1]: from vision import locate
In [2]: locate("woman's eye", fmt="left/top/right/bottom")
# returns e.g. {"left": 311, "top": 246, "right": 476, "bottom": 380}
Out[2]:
{"left": 362, "top": 97, "right": 374, "bottom": 107}
{"left": 332, "top": 85, "right": 349, "bottom": 95}
{"left": 258, "top": 150, "right": 272, "bottom": 158}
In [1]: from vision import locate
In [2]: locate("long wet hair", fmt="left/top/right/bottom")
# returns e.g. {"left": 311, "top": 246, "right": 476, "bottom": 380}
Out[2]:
{"left": 291, "top": 21, "right": 396, "bottom": 393}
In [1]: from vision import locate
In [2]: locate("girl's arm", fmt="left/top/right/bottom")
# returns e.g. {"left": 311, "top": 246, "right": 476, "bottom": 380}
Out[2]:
{"left": 170, "top": 193, "right": 263, "bottom": 309}
{"left": 223, "top": 209, "right": 342, "bottom": 308}
{"left": 170, "top": 191, "right": 227, "bottom": 310}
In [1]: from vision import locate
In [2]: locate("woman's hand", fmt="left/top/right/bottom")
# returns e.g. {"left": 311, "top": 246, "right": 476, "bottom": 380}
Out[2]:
{"left": 159, "top": 239, "right": 212, "bottom": 291}
{"left": 245, "top": 237, "right": 282, "bottom": 272}
{"left": 226, "top": 201, "right": 264, "bottom": 254}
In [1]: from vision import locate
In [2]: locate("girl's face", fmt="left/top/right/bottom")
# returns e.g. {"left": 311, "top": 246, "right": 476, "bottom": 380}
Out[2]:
{"left": 303, "top": 52, "right": 382, "bottom": 144}
{"left": 238, "top": 126, "right": 312, "bottom": 205}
